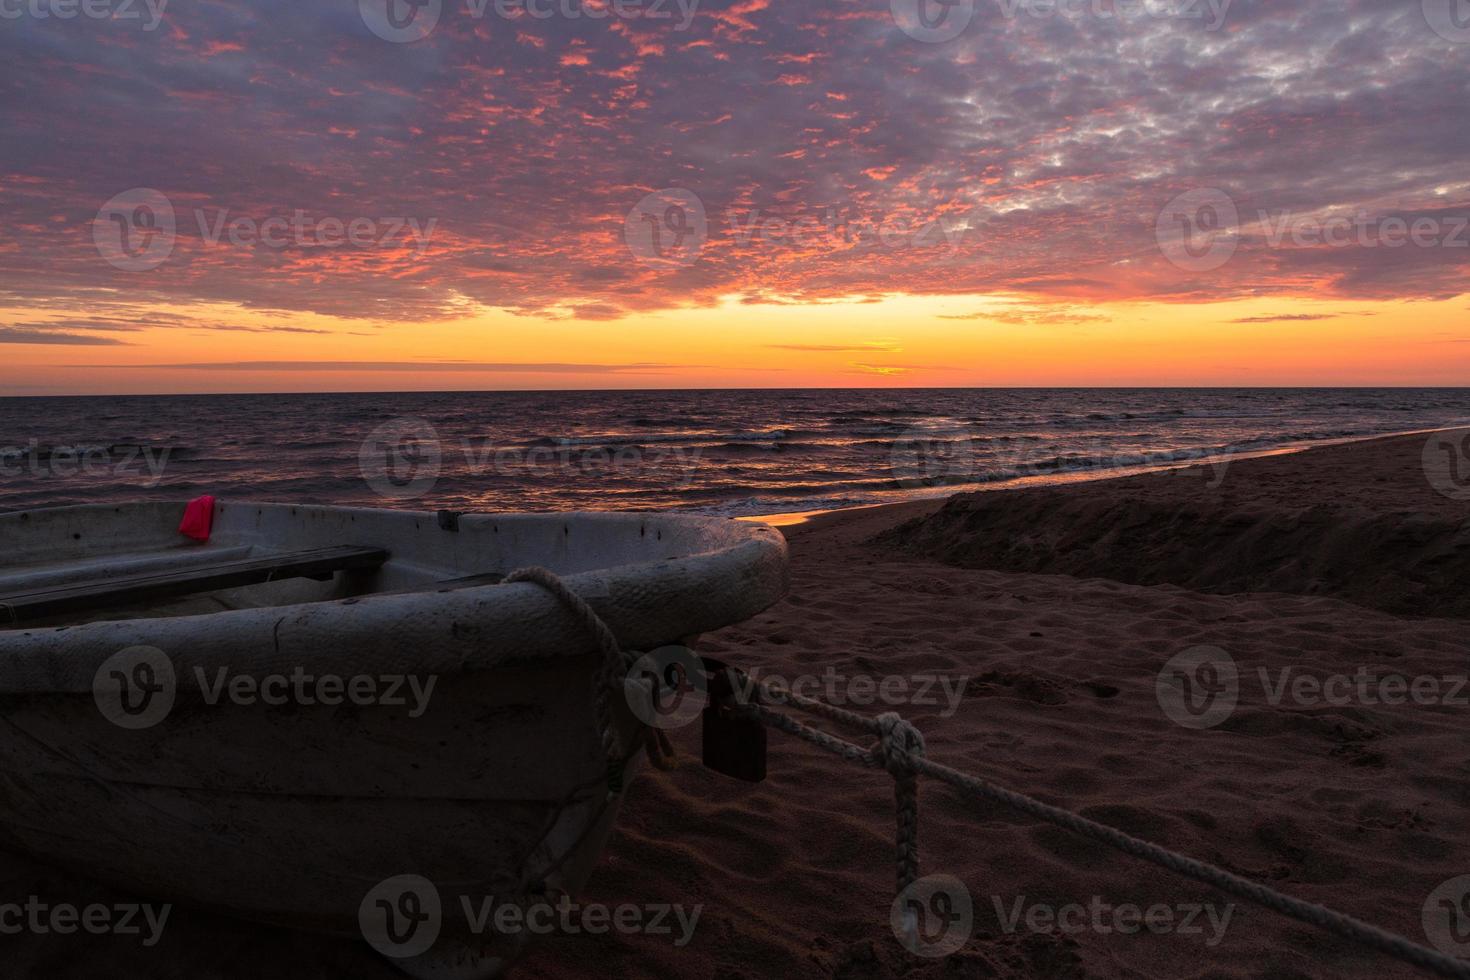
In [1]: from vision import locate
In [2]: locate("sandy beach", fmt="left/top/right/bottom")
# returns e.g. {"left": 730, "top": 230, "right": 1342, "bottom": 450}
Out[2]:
{"left": 4, "top": 429, "right": 1470, "bottom": 979}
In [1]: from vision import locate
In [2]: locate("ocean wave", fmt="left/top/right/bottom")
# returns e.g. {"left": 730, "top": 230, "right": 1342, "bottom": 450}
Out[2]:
{"left": 4, "top": 389, "right": 1470, "bottom": 517}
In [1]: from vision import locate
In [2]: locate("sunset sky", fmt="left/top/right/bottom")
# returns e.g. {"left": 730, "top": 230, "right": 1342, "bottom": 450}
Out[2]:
{"left": 2, "top": 0, "right": 1467, "bottom": 394}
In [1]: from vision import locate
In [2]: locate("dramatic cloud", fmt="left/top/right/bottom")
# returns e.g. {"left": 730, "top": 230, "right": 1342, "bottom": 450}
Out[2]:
{"left": 847, "top": 362, "right": 955, "bottom": 376}
{"left": 0, "top": 0, "right": 1466, "bottom": 332}
{"left": 0, "top": 329, "right": 130, "bottom": 345}
{"left": 1229, "top": 314, "right": 1339, "bottom": 323}
{"left": 1227, "top": 311, "right": 1382, "bottom": 323}
{"left": 765, "top": 342, "right": 902, "bottom": 352}
{"left": 940, "top": 305, "right": 1113, "bottom": 325}
{"left": 4, "top": 316, "right": 345, "bottom": 335}
{"left": 94, "top": 360, "right": 689, "bottom": 373}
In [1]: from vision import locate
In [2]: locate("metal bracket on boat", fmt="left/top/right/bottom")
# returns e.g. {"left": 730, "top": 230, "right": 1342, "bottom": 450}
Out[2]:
{"left": 699, "top": 658, "right": 767, "bottom": 784}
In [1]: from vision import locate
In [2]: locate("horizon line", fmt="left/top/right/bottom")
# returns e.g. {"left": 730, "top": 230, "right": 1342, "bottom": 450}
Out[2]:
{"left": 5, "top": 384, "right": 1470, "bottom": 399}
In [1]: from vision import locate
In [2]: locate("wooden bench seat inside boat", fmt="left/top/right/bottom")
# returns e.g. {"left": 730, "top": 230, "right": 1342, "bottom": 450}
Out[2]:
{"left": 0, "top": 545, "right": 389, "bottom": 625}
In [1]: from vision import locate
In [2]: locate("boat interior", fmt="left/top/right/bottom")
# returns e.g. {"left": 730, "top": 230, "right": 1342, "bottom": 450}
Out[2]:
{"left": 0, "top": 500, "right": 749, "bottom": 629}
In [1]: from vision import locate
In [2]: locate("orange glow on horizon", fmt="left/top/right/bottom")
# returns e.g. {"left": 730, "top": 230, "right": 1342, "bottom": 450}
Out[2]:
{"left": 3, "top": 293, "right": 1467, "bottom": 396}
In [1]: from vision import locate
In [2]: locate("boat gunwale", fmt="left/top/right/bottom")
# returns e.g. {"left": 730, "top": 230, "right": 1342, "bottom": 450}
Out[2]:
{"left": 0, "top": 501, "right": 791, "bottom": 694}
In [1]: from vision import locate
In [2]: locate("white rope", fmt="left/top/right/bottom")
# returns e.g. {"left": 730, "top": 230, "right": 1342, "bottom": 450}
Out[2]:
{"left": 504, "top": 567, "right": 673, "bottom": 796}
{"left": 509, "top": 569, "right": 1470, "bottom": 980}
{"left": 749, "top": 687, "right": 1470, "bottom": 980}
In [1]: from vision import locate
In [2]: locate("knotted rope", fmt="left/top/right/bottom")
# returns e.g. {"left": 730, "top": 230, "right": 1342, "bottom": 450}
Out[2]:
{"left": 505, "top": 567, "right": 672, "bottom": 794}
{"left": 507, "top": 567, "right": 1470, "bottom": 980}
{"left": 750, "top": 688, "right": 1470, "bottom": 980}
{"left": 875, "top": 713, "right": 924, "bottom": 895}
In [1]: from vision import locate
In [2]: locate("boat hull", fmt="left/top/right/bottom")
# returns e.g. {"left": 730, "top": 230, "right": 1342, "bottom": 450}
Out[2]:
{"left": 0, "top": 502, "right": 790, "bottom": 971}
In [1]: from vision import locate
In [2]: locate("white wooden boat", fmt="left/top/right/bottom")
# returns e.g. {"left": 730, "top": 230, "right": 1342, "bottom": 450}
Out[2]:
{"left": 0, "top": 501, "right": 789, "bottom": 975}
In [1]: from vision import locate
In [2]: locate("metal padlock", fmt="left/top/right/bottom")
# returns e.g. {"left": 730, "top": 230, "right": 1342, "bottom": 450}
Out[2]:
{"left": 700, "top": 658, "right": 767, "bottom": 783}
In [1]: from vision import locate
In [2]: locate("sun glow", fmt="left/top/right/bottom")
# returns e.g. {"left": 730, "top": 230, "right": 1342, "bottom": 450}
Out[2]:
{"left": 4, "top": 293, "right": 1465, "bottom": 395}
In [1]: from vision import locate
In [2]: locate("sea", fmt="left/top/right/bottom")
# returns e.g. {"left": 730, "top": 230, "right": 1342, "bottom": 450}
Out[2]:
{"left": 1, "top": 388, "right": 1467, "bottom": 517}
